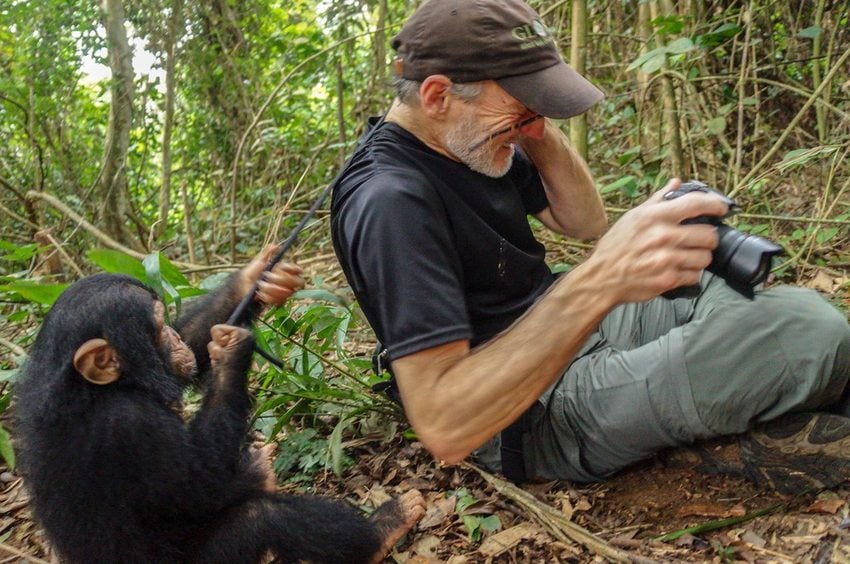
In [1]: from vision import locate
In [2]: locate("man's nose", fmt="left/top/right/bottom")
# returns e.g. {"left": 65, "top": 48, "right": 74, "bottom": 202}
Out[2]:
{"left": 519, "top": 116, "right": 545, "bottom": 139}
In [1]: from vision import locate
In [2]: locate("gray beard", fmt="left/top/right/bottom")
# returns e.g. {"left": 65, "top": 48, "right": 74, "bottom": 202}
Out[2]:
{"left": 444, "top": 115, "right": 514, "bottom": 178}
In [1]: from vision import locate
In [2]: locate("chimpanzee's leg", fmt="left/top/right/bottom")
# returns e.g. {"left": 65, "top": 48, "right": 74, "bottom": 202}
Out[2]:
{"left": 192, "top": 490, "right": 424, "bottom": 564}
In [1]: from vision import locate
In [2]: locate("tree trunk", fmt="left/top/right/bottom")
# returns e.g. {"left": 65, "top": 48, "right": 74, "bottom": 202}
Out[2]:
{"left": 99, "top": 0, "right": 139, "bottom": 249}
{"left": 636, "top": 2, "right": 653, "bottom": 159}
{"left": 650, "top": 0, "right": 685, "bottom": 178}
{"left": 569, "top": 0, "right": 590, "bottom": 159}
{"left": 155, "top": 0, "right": 184, "bottom": 240}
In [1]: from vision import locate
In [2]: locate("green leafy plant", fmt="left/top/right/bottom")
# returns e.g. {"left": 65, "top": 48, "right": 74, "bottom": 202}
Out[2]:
{"left": 271, "top": 427, "right": 352, "bottom": 483}
{"left": 454, "top": 487, "right": 502, "bottom": 543}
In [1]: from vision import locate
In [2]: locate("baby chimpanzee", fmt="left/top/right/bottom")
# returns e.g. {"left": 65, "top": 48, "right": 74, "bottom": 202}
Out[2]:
{"left": 14, "top": 255, "right": 424, "bottom": 563}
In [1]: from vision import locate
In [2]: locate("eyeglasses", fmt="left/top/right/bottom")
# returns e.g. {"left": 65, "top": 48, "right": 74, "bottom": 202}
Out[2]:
{"left": 467, "top": 114, "right": 543, "bottom": 151}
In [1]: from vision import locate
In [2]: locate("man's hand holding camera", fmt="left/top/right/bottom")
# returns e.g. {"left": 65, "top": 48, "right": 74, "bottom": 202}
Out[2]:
{"left": 582, "top": 178, "right": 730, "bottom": 304}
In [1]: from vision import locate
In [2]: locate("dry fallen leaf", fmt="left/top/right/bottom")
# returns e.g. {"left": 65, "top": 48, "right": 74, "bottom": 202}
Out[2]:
{"left": 418, "top": 495, "right": 456, "bottom": 529}
{"left": 409, "top": 534, "right": 441, "bottom": 559}
{"left": 366, "top": 485, "right": 392, "bottom": 507}
{"left": 478, "top": 522, "right": 538, "bottom": 557}
{"left": 803, "top": 269, "right": 839, "bottom": 293}
{"left": 803, "top": 498, "right": 846, "bottom": 515}
{"left": 740, "top": 529, "right": 767, "bottom": 548}
{"left": 574, "top": 497, "right": 592, "bottom": 512}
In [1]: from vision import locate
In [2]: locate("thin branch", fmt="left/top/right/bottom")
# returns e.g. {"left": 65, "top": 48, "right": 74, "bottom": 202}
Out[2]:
{"left": 38, "top": 229, "right": 86, "bottom": 278}
{"left": 732, "top": 45, "right": 850, "bottom": 197}
{"left": 228, "top": 28, "right": 380, "bottom": 260}
{"left": 462, "top": 462, "right": 650, "bottom": 563}
{"left": 25, "top": 191, "right": 198, "bottom": 270}
{"left": 0, "top": 542, "right": 51, "bottom": 564}
{"left": 26, "top": 190, "right": 143, "bottom": 259}
{"left": 0, "top": 202, "right": 39, "bottom": 230}
{"left": 0, "top": 337, "right": 26, "bottom": 358}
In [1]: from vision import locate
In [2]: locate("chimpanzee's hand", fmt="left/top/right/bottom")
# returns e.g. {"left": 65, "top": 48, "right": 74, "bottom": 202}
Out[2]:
{"left": 207, "top": 324, "right": 254, "bottom": 369}
{"left": 239, "top": 245, "right": 305, "bottom": 306}
{"left": 247, "top": 443, "right": 278, "bottom": 493}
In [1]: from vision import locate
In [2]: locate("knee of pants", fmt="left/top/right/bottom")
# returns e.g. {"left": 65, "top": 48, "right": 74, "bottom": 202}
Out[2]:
{"left": 686, "top": 286, "right": 850, "bottom": 432}
{"left": 761, "top": 287, "right": 850, "bottom": 363}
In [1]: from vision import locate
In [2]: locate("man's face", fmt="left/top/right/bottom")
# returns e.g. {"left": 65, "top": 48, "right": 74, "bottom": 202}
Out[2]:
{"left": 443, "top": 81, "right": 542, "bottom": 178}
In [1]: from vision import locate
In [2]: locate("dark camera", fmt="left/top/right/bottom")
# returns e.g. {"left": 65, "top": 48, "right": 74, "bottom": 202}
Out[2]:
{"left": 663, "top": 180, "right": 783, "bottom": 299}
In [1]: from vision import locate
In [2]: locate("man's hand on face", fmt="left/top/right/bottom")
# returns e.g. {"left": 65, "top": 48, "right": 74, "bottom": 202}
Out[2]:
{"left": 585, "top": 178, "right": 730, "bottom": 304}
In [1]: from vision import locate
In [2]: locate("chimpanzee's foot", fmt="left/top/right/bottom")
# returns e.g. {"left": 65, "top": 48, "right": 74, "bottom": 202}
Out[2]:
{"left": 368, "top": 490, "right": 425, "bottom": 563}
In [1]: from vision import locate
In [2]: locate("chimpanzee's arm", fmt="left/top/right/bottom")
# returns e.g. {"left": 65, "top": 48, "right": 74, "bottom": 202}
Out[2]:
{"left": 126, "top": 326, "right": 261, "bottom": 518}
{"left": 172, "top": 272, "right": 261, "bottom": 376}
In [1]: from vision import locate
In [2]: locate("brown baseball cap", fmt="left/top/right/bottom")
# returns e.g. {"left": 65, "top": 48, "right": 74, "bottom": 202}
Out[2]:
{"left": 391, "top": 0, "right": 604, "bottom": 119}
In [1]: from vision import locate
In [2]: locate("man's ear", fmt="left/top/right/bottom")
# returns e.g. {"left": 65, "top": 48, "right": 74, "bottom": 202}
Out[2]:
{"left": 73, "top": 339, "right": 121, "bottom": 385}
{"left": 420, "top": 75, "right": 453, "bottom": 117}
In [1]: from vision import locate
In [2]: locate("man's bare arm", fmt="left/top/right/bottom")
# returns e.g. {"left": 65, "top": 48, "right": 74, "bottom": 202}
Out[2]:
{"left": 391, "top": 182, "right": 728, "bottom": 464}
{"left": 520, "top": 119, "right": 607, "bottom": 240}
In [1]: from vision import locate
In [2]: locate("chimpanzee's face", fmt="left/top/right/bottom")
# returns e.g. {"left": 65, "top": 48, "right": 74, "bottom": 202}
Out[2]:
{"left": 154, "top": 301, "right": 197, "bottom": 380}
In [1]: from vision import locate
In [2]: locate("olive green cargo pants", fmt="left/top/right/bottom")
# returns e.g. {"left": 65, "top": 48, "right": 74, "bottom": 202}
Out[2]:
{"left": 506, "top": 274, "right": 850, "bottom": 482}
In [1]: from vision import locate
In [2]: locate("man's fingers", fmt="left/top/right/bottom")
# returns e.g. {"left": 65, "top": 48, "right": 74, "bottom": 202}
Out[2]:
{"left": 646, "top": 177, "right": 683, "bottom": 203}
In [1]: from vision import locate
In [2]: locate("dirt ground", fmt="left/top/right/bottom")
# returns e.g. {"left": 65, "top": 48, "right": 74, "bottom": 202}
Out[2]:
{"left": 3, "top": 434, "right": 849, "bottom": 564}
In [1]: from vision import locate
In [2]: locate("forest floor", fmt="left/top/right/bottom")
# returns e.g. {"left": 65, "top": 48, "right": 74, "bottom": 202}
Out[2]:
{"left": 1, "top": 253, "right": 847, "bottom": 563}
{"left": 307, "top": 438, "right": 850, "bottom": 564}
{"left": 8, "top": 433, "right": 850, "bottom": 563}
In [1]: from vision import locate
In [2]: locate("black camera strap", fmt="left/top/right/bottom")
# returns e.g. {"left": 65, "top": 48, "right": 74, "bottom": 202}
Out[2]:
{"left": 229, "top": 114, "right": 389, "bottom": 367}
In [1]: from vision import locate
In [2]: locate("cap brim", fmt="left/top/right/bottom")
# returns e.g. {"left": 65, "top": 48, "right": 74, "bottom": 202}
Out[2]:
{"left": 497, "top": 61, "right": 604, "bottom": 119}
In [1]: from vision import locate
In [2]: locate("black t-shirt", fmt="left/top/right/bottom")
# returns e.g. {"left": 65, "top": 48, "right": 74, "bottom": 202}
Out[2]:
{"left": 330, "top": 118, "right": 556, "bottom": 361}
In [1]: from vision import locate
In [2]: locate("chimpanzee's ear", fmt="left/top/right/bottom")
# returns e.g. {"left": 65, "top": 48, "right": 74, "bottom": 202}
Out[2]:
{"left": 73, "top": 339, "right": 121, "bottom": 385}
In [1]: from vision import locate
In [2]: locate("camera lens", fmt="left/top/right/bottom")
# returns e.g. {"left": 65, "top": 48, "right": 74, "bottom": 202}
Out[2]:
{"left": 711, "top": 225, "right": 783, "bottom": 288}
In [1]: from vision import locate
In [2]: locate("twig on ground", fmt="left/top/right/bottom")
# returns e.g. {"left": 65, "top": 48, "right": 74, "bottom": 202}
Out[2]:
{"left": 0, "top": 542, "right": 51, "bottom": 564}
{"left": 462, "top": 462, "right": 655, "bottom": 563}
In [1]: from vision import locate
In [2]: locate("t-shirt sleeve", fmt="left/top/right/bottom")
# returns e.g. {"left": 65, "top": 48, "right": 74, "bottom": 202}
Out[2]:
{"left": 333, "top": 171, "right": 472, "bottom": 361}
{"left": 510, "top": 148, "right": 549, "bottom": 216}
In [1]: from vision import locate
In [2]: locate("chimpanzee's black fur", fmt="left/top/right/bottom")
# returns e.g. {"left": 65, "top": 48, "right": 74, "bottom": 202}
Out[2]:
{"left": 14, "top": 273, "right": 403, "bottom": 563}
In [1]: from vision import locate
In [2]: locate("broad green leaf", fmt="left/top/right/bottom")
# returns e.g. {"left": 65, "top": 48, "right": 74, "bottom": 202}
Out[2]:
{"left": 0, "top": 281, "right": 68, "bottom": 305}
{"left": 798, "top": 26, "right": 822, "bottom": 39}
{"left": 143, "top": 253, "right": 181, "bottom": 311}
{"left": 651, "top": 15, "right": 684, "bottom": 35}
{"left": 0, "top": 425, "right": 14, "bottom": 470}
{"left": 480, "top": 515, "right": 502, "bottom": 535}
{"left": 155, "top": 254, "right": 192, "bottom": 287}
{"left": 0, "top": 242, "right": 39, "bottom": 263}
{"left": 666, "top": 37, "right": 694, "bottom": 54}
{"left": 706, "top": 116, "right": 726, "bottom": 135}
{"left": 777, "top": 146, "right": 839, "bottom": 172}
{"left": 640, "top": 50, "right": 667, "bottom": 74}
{"left": 0, "top": 369, "right": 20, "bottom": 383}
{"left": 87, "top": 249, "right": 146, "bottom": 279}
{"left": 293, "top": 288, "right": 349, "bottom": 306}
{"left": 462, "top": 515, "right": 483, "bottom": 541}
{"left": 627, "top": 47, "right": 665, "bottom": 73}
{"left": 143, "top": 252, "right": 165, "bottom": 298}
{"left": 815, "top": 228, "right": 838, "bottom": 245}
{"left": 696, "top": 23, "right": 742, "bottom": 48}
{"left": 328, "top": 417, "right": 349, "bottom": 475}
{"left": 600, "top": 175, "right": 638, "bottom": 195}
